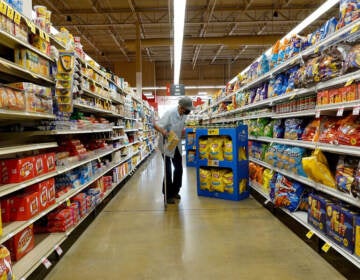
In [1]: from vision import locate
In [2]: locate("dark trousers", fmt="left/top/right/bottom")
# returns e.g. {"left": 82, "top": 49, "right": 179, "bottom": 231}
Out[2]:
{"left": 163, "top": 147, "right": 183, "bottom": 199}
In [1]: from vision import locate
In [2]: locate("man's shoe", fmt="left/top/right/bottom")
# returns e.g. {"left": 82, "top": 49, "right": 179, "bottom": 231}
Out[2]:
{"left": 167, "top": 198, "right": 175, "bottom": 204}
{"left": 174, "top": 194, "right": 181, "bottom": 199}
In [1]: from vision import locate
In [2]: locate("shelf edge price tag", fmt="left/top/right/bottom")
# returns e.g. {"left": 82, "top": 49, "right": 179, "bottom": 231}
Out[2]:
{"left": 29, "top": 22, "right": 36, "bottom": 34}
{"left": 353, "top": 106, "right": 360, "bottom": 116}
{"left": 66, "top": 199, "right": 71, "bottom": 207}
{"left": 344, "top": 78, "right": 354, "bottom": 87}
{"left": 39, "top": 29, "right": 45, "bottom": 40}
{"left": 6, "top": 5, "right": 14, "bottom": 20}
{"left": 0, "top": 1, "right": 7, "bottom": 15}
{"left": 306, "top": 230, "right": 314, "bottom": 239}
{"left": 336, "top": 107, "right": 344, "bottom": 117}
{"left": 55, "top": 245, "right": 63, "bottom": 256}
{"left": 289, "top": 93, "right": 296, "bottom": 100}
{"left": 44, "top": 33, "right": 50, "bottom": 42}
{"left": 351, "top": 24, "right": 360, "bottom": 34}
{"left": 42, "top": 258, "right": 52, "bottom": 269}
{"left": 208, "top": 160, "right": 219, "bottom": 167}
{"left": 315, "top": 110, "right": 320, "bottom": 118}
{"left": 321, "top": 242, "right": 331, "bottom": 253}
{"left": 208, "top": 128, "right": 219, "bottom": 135}
{"left": 13, "top": 11, "right": 21, "bottom": 25}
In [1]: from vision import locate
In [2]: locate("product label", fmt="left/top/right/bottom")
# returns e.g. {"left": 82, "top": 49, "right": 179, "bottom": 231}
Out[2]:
{"left": 6, "top": 5, "right": 13, "bottom": 20}
{"left": 337, "top": 107, "right": 344, "bottom": 117}
{"left": 208, "top": 129, "right": 219, "bottom": 135}
{"left": 208, "top": 160, "right": 219, "bottom": 167}
{"left": 306, "top": 231, "right": 314, "bottom": 239}
{"left": 0, "top": 1, "right": 7, "bottom": 15}
{"left": 55, "top": 246, "right": 63, "bottom": 256}
{"left": 353, "top": 106, "right": 360, "bottom": 116}
{"left": 18, "top": 228, "right": 33, "bottom": 254}
{"left": 321, "top": 242, "right": 331, "bottom": 253}
{"left": 315, "top": 110, "right": 320, "bottom": 118}
{"left": 13, "top": 11, "right": 21, "bottom": 25}
{"left": 42, "top": 258, "right": 52, "bottom": 269}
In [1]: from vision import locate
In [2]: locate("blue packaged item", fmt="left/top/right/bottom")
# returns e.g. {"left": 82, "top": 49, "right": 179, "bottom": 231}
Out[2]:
{"left": 286, "top": 67, "right": 299, "bottom": 93}
{"left": 249, "top": 88, "right": 257, "bottom": 104}
{"left": 274, "top": 174, "right": 304, "bottom": 212}
{"left": 259, "top": 54, "right": 269, "bottom": 76}
{"left": 273, "top": 119, "right": 284, "bottom": 138}
{"left": 284, "top": 146, "right": 307, "bottom": 177}
{"left": 268, "top": 78, "right": 275, "bottom": 97}
{"left": 269, "top": 172, "right": 277, "bottom": 202}
{"left": 274, "top": 74, "right": 285, "bottom": 96}
{"left": 320, "top": 17, "right": 338, "bottom": 40}
{"left": 260, "top": 83, "right": 268, "bottom": 100}
{"left": 308, "top": 193, "right": 330, "bottom": 233}
{"left": 289, "top": 35, "right": 302, "bottom": 58}
{"left": 284, "top": 118, "right": 305, "bottom": 140}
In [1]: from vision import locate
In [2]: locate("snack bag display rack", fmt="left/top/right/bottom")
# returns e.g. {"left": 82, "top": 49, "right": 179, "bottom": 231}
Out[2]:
{"left": 185, "top": 127, "right": 197, "bottom": 167}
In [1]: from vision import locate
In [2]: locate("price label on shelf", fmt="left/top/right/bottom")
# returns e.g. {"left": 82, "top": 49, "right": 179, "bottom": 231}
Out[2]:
{"left": 336, "top": 107, "right": 344, "bottom": 117}
{"left": 6, "top": 5, "right": 14, "bottom": 20}
{"left": 344, "top": 78, "right": 354, "bottom": 87}
{"left": 289, "top": 93, "right": 296, "bottom": 100}
{"left": 306, "top": 230, "right": 314, "bottom": 239}
{"left": 208, "top": 128, "right": 219, "bottom": 135}
{"left": 13, "top": 11, "right": 21, "bottom": 25}
{"left": 42, "top": 258, "right": 52, "bottom": 269}
{"left": 353, "top": 106, "right": 360, "bottom": 116}
{"left": 0, "top": 1, "right": 7, "bottom": 15}
{"left": 66, "top": 199, "right": 71, "bottom": 207}
{"left": 351, "top": 24, "right": 360, "bottom": 34}
{"left": 208, "top": 160, "right": 219, "bottom": 167}
{"left": 39, "top": 30, "right": 45, "bottom": 40}
{"left": 314, "top": 46, "right": 319, "bottom": 54}
{"left": 55, "top": 246, "right": 63, "bottom": 256}
{"left": 321, "top": 242, "right": 331, "bottom": 253}
{"left": 315, "top": 110, "right": 320, "bottom": 118}
{"left": 192, "top": 146, "right": 196, "bottom": 150}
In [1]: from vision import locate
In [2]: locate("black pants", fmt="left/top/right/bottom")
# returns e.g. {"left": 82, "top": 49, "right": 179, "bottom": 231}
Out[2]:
{"left": 163, "top": 147, "right": 183, "bottom": 199}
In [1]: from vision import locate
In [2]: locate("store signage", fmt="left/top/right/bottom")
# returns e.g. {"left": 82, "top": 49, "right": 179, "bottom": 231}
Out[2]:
{"left": 170, "top": 84, "right": 185, "bottom": 96}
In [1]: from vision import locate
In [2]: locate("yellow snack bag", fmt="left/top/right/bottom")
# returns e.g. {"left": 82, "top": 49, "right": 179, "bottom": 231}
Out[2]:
{"left": 263, "top": 169, "right": 274, "bottom": 193}
{"left": 239, "top": 146, "right": 247, "bottom": 161}
{"left": 223, "top": 138, "right": 233, "bottom": 161}
{"left": 302, "top": 149, "right": 336, "bottom": 188}
{"left": 199, "top": 168, "right": 212, "bottom": 191}
{"left": 165, "top": 130, "right": 179, "bottom": 152}
{"left": 209, "top": 137, "right": 224, "bottom": 160}
{"left": 199, "top": 138, "right": 209, "bottom": 159}
{"left": 211, "top": 169, "right": 225, "bottom": 192}
{"left": 223, "top": 170, "right": 234, "bottom": 193}
{"left": 239, "top": 179, "right": 248, "bottom": 193}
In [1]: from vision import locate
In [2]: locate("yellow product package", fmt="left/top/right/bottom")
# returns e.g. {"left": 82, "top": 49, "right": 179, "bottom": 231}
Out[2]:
{"left": 223, "top": 170, "right": 234, "bottom": 194}
{"left": 239, "top": 179, "right": 248, "bottom": 194}
{"left": 165, "top": 130, "right": 179, "bottom": 152}
{"left": 302, "top": 149, "right": 336, "bottom": 188}
{"left": 199, "top": 168, "right": 212, "bottom": 191}
{"left": 211, "top": 169, "right": 225, "bottom": 192}
{"left": 239, "top": 146, "right": 247, "bottom": 161}
{"left": 223, "top": 138, "right": 233, "bottom": 161}
{"left": 209, "top": 137, "right": 224, "bottom": 160}
{"left": 199, "top": 138, "right": 209, "bottom": 159}
{"left": 263, "top": 169, "right": 274, "bottom": 193}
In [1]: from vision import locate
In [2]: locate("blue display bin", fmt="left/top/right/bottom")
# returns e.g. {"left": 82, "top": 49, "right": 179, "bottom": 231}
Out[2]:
{"left": 185, "top": 127, "right": 197, "bottom": 167}
{"left": 195, "top": 125, "right": 249, "bottom": 201}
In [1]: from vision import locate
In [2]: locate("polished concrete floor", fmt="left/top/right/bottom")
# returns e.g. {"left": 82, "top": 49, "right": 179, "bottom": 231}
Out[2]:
{"left": 45, "top": 152, "right": 345, "bottom": 280}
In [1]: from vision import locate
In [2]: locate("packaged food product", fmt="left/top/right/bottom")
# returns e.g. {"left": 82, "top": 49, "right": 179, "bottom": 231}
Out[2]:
{"left": 337, "top": 115, "right": 360, "bottom": 146}
{"left": 0, "top": 245, "right": 14, "bottom": 280}
{"left": 326, "top": 203, "right": 360, "bottom": 253}
{"left": 199, "top": 168, "right": 211, "bottom": 191}
{"left": 336, "top": 156, "right": 360, "bottom": 197}
{"left": 6, "top": 225, "right": 35, "bottom": 261}
{"left": 211, "top": 169, "right": 225, "bottom": 192}
{"left": 223, "top": 170, "right": 234, "bottom": 193}
{"left": 308, "top": 193, "right": 330, "bottom": 233}
{"left": 199, "top": 138, "right": 209, "bottom": 159}
{"left": 301, "top": 119, "right": 320, "bottom": 142}
{"left": 263, "top": 169, "right": 274, "bottom": 194}
{"left": 284, "top": 118, "right": 305, "bottom": 140}
{"left": 28, "top": 180, "right": 48, "bottom": 212}
{"left": 187, "top": 133, "right": 195, "bottom": 146}
{"left": 1, "top": 198, "right": 11, "bottom": 223}
{"left": 188, "top": 150, "right": 195, "bottom": 162}
{"left": 337, "top": 0, "right": 360, "bottom": 29}
{"left": 10, "top": 192, "right": 39, "bottom": 221}
{"left": 273, "top": 174, "right": 304, "bottom": 212}
{"left": 302, "top": 149, "right": 336, "bottom": 188}
{"left": 209, "top": 137, "right": 224, "bottom": 160}
{"left": 223, "top": 138, "right": 233, "bottom": 161}
{"left": 0, "top": 156, "right": 36, "bottom": 184}
{"left": 317, "top": 90, "right": 329, "bottom": 105}
{"left": 273, "top": 119, "right": 284, "bottom": 138}
{"left": 318, "top": 117, "right": 339, "bottom": 144}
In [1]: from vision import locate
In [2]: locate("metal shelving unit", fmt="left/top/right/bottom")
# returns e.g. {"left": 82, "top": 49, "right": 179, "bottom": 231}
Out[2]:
{"left": 80, "top": 87, "right": 112, "bottom": 102}
{"left": 0, "top": 142, "right": 58, "bottom": 156}
{"left": 0, "top": 109, "right": 56, "bottom": 120}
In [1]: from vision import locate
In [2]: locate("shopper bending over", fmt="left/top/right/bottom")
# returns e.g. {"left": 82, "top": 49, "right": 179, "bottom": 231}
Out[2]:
{"left": 154, "top": 96, "right": 194, "bottom": 204}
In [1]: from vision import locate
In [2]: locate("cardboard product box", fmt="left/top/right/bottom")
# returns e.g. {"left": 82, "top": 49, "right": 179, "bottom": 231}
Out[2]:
{"left": 6, "top": 225, "right": 34, "bottom": 261}
{"left": 317, "top": 90, "right": 329, "bottom": 105}
{"left": 308, "top": 193, "right": 329, "bottom": 233}
{"left": 47, "top": 178, "right": 56, "bottom": 207}
{"left": 0, "top": 156, "right": 35, "bottom": 184}
{"left": 45, "top": 153, "right": 56, "bottom": 173}
{"left": 1, "top": 198, "right": 11, "bottom": 223}
{"left": 28, "top": 181, "right": 48, "bottom": 212}
{"left": 34, "top": 154, "right": 46, "bottom": 177}
{"left": 354, "top": 216, "right": 360, "bottom": 257}
{"left": 326, "top": 203, "right": 360, "bottom": 253}
{"left": 10, "top": 192, "right": 39, "bottom": 221}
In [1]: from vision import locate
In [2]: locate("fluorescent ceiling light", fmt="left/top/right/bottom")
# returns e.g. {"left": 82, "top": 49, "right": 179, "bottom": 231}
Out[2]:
{"left": 198, "top": 92, "right": 208, "bottom": 95}
{"left": 173, "top": 0, "right": 187, "bottom": 85}
{"left": 230, "top": 0, "right": 339, "bottom": 81}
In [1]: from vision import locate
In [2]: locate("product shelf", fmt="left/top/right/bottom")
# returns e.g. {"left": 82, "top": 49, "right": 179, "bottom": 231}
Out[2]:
{"left": 0, "top": 30, "right": 54, "bottom": 62}
{"left": 0, "top": 109, "right": 56, "bottom": 120}
{"left": 316, "top": 100, "right": 360, "bottom": 113}
{"left": 81, "top": 74, "right": 110, "bottom": 92}
{"left": 111, "top": 96, "right": 124, "bottom": 104}
{"left": 11, "top": 128, "right": 113, "bottom": 136}
{"left": 272, "top": 109, "right": 316, "bottom": 119}
{"left": 108, "top": 136, "right": 125, "bottom": 141}
{"left": 124, "top": 129, "right": 139, "bottom": 133}
{"left": 249, "top": 157, "right": 360, "bottom": 207}
{"left": 250, "top": 181, "right": 360, "bottom": 269}
{"left": 0, "top": 147, "right": 117, "bottom": 198}
{"left": 0, "top": 57, "right": 54, "bottom": 85}
{"left": 80, "top": 87, "right": 112, "bottom": 102}
{"left": 112, "top": 126, "right": 125, "bottom": 130}
{"left": 73, "top": 102, "right": 113, "bottom": 115}
{"left": 0, "top": 142, "right": 58, "bottom": 156}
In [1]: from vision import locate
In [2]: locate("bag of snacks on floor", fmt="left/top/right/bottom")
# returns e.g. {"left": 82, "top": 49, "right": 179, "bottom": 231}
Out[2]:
{"left": 199, "top": 168, "right": 211, "bottom": 191}
{"left": 302, "top": 149, "right": 336, "bottom": 188}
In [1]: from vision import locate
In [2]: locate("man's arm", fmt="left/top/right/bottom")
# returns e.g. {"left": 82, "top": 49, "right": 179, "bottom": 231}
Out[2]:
{"left": 153, "top": 111, "right": 170, "bottom": 137}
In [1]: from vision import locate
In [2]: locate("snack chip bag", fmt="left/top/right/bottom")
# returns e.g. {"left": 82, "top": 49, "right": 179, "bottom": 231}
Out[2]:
{"left": 223, "top": 170, "right": 234, "bottom": 193}
{"left": 284, "top": 118, "right": 305, "bottom": 140}
{"left": 199, "top": 168, "right": 211, "bottom": 191}
{"left": 223, "top": 138, "right": 233, "bottom": 161}
{"left": 199, "top": 138, "right": 209, "bottom": 159}
{"left": 211, "top": 169, "right": 225, "bottom": 192}
{"left": 209, "top": 137, "right": 224, "bottom": 160}
{"left": 164, "top": 130, "right": 179, "bottom": 153}
{"left": 0, "top": 245, "right": 14, "bottom": 280}
{"left": 336, "top": 156, "right": 359, "bottom": 196}
{"left": 302, "top": 149, "right": 336, "bottom": 188}
{"left": 263, "top": 169, "right": 274, "bottom": 194}
{"left": 302, "top": 119, "right": 320, "bottom": 142}
{"left": 239, "top": 179, "right": 247, "bottom": 194}
{"left": 274, "top": 174, "right": 304, "bottom": 212}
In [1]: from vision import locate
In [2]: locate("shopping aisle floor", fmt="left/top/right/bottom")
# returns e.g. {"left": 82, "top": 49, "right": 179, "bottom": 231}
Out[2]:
{"left": 45, "top": 152, "right": 345, "bottom": 280}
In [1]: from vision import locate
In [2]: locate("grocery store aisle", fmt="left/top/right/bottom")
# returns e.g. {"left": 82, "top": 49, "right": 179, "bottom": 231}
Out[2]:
{"left": 45, "top": 152, "right": 344, "bottom": 280}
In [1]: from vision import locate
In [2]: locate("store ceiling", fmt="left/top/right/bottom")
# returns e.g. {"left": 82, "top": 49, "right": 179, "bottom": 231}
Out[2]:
{"left": 33, "top": 0, "right": 337, "bottom": 72}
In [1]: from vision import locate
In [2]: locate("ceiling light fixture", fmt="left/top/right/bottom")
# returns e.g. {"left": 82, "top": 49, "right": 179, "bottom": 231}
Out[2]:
{"left": 173, "top": 0, "right": 187, "bottom": 85}
{"left": 228, "top": 0, "right": 339, "bottom": 84}
{"left": 198, "top": 91, "right": 208, "bottom": 95}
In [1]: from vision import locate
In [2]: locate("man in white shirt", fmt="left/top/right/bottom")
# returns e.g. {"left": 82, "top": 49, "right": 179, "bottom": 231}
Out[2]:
{"left": 154, "top": 97, "right": 194, "bottom": 204}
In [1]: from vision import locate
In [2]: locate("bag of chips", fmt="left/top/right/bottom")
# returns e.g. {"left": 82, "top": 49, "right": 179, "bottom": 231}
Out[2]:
{"left": 199, "top": 168, "right": 211, "bottom": 191}
{"left": 209, "top": 137, "right": 224, "bottom": 160}
{"left": 274, "top": 174, "right": 304, "bottom": 212}
{"left": 223, "top": 138, "right": 233, "bottom": 161}
{"left": 336, "top": 156, "right": 359, "bottom": 195}
{"left": 211, "top": 169, "right": 225, "bottom": 192}
{"left": 223, "top": 170, "right": 234, "bottom": 194}
{"left": 199, "top": 138, "right": 209, "bottom": 159}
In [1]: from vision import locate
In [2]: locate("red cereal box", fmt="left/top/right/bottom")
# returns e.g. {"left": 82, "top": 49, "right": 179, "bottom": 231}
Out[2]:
{"left": 345, "top": 84, "right": 357, "bottom": 102}
{"left": 6, "top": 225, "right": 35, "bottom": 261}
{"left": 1, "top": 198, "right": 11, "bottom": 223}
{"left": 0, "top": 157, "right": 35, "bottom": 184}
{"left": 317, "top": 90, "right": 329, "bottom": 105}
{"left": 34, "top": 154, "right": 46, "bottom": 177}
{"left": 47, "top": 178, "right": 56, "bottom": 206}
{"left": 10, "top": 192, "right": 39, "bottom": 221}
{"left": 28, "top": 181, "right": 48, "bottom": 212}
{"left": 45, "top": 153, "right": 56, "bottom": 172}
